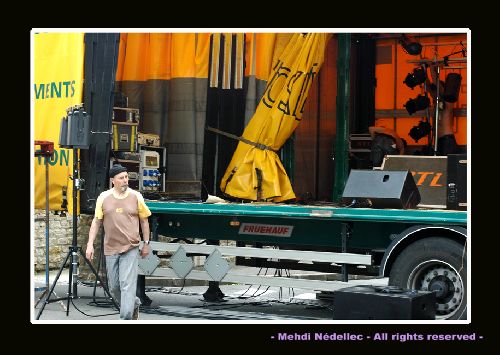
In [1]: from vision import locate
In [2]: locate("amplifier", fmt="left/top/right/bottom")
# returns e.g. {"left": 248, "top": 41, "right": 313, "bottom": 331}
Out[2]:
{"left": 447, "top": 154, "right": 467, "bottom": 210}
{"left": 382, "top": 155, "right": 447, "bottom": 208}
{"left": 349, "top": 133, "right": 372, "bottom": 153}
{"left": 333, "top": 285, "right": 436, "bottom": 320}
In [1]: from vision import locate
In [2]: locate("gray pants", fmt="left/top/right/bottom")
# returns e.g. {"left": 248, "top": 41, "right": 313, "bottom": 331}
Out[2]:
{"left": 105, "top": 247, "right": 141, "bottom": 320}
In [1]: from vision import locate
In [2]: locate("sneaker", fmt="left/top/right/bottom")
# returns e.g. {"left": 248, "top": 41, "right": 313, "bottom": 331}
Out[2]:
{"left": 132, "top": 306, "right": 139, "bottom": 320}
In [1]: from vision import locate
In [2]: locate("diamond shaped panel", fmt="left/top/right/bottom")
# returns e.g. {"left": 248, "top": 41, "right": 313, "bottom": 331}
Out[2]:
{"left": 170, "top": 246, "right": 194, "bottom": 278}
{"left": 204, "top": 249, "right": 230, "bottom": 281}
{"left": 138, "top": 252, "right": 161, "bottom": 275}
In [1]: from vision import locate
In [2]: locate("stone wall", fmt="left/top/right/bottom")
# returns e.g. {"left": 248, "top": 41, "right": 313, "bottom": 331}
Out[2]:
{"left": 34, "top": 211, "right": 97, "bottom": 273}
{"left": 34, "top": 210, "right": 235, "bottom": 280}
{"left": 34, "top": 210, "right": 74, "bottom": 271}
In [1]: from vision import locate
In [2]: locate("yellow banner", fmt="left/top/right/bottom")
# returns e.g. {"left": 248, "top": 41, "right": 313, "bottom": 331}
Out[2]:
{"left": 221, "top": 33, "right": 330, "bottom": 202}
{"left": 34, "top": 33, "right": 84, "bottom": 212}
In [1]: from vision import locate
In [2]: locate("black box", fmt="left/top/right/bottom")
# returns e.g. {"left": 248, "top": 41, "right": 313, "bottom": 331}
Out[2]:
{"left": 342, "top": 170, "right": 420, "bottom": 209}
{"left": 447, "top": 154, "right": 467, "bottom": 210}
{"left": 333, "top": 285, "right": 436, "bottom": 320}
{"left": 112, "top": 122, "right": 138, "bottom": 152}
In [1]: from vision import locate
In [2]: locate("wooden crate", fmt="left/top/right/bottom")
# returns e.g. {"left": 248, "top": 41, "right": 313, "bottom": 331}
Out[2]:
{"left": 113, "top": 107, "right": 139, "bottom": 123}
{"left": 138, "top": 133, "right": 160, "bottom": 147}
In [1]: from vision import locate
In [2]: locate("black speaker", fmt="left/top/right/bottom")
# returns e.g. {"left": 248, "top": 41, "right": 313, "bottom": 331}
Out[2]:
{"left": 333, "top": 285, "right": 436, "bottom": 320}
{"left": 442, "top": 73, "right": 462, "bottom": 103}
{"left": 59, "top": 106, "right": 90, "bottom": 149}
{"left": 342, "top": 170, "right": 420, "bottom": 209}
{"left": 447, "top": 154, "right": 467, "bottom": 210}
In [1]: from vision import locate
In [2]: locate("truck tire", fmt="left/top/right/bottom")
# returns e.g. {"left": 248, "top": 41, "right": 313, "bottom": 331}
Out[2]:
{"left": 388, "top": 237, "right": 466, "bottom": 320}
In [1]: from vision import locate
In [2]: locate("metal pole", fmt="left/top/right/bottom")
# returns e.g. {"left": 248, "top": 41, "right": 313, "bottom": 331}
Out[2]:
{"left": 341, "top": 222, "right": 349, "bottom": 282}
{"left": 333, "top": 33, "right": 351, "bottom": 202}
{"left": 44, "top": 155, "right": 50, "bottom": 290}
{"left": 35, "top": 154, "right": 50, "bottom": 305}
{"left": 433, "top": 65, "right": 441, "bottom": 155}
{"left": 423, "top": 71, "right": 432, "bottom": 146}
{"left": 71, "top": 149, "right": 79, "bottom": 298}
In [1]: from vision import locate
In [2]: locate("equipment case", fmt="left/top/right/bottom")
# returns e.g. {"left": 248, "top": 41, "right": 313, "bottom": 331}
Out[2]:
{"left": 112, "top": 121, "right": 138, "bottom": 152}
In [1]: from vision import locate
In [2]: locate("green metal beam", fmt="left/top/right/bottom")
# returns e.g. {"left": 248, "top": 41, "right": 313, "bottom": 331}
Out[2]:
{"left": 333, "top": 33, "right": 351, "bottom": 202}
{"left": 146, "top": 201, "right": 467, "bottom": 225}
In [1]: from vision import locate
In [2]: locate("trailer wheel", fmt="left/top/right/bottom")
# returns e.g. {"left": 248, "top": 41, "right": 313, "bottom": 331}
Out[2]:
{"left": 389, "top": 237, "right": 466, "bottom": 320}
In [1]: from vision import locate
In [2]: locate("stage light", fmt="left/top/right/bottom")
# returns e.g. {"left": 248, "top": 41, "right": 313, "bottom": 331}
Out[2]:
{"left": 403, "top": 66, "right": 427, "bottom": 89}
{"left": 442, "top": 73, "right": 462, "bottom": 103}
{"left": 404, "top": 94, "right": 430, "bottom": 115}
{"left": 408, "top": 121, "right": 432, "bottom": 142}
{"left": 400, "top": 34, "right": 422, "bottom": 56}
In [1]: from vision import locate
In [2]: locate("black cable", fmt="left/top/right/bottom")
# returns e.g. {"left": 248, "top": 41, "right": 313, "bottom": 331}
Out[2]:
{"left": 247, "top": 267, "right": 271, "bottom": 298}
{"left": 57, "top": 285, "right": 320, "bottom": 318}
{"left": 69, "top": 298, "right": 119, "bottom": 318}
{"left": 142, "top": 285, "right": 335, "bottom": 315}
{"left": 172, "top": 278, "right": 187, "bottom": 294}
{"left": 251, "top": 285, "right": 271, "bottom": 298}
{"left": 238, "top": 267, "right": 266, "bottom": 298}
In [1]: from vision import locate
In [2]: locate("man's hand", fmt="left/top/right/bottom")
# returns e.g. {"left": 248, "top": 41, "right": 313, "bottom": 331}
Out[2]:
{"left": 87, "top": 217, "right": 101, "bottom": 261}
{"left": 140, "top": 243, "right": 150, "bottom": 258}
{"left": 86, "top": 243, "right": 94, "bottom": 260}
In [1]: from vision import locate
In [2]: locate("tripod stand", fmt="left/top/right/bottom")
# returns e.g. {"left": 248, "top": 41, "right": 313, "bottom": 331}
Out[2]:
{"left": 36, "top": 148, "right": 119, "bottom": 319}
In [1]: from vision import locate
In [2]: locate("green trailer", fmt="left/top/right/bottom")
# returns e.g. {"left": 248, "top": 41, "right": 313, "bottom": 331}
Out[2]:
{"left": 142, "top": 201, "right": 467, "bottom": 320}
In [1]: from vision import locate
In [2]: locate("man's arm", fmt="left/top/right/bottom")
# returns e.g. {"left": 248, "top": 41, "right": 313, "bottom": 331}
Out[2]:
{"left": 140, "top": 217, "right": 150, "bottom": 257}
{"left": 86, "top": 217, "right": 102, "bottom": 260}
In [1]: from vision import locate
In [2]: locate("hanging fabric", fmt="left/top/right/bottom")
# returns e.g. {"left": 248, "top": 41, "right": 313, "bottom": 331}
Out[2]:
{"left": 220, "top": 33, "right": 330, "bottom": 202}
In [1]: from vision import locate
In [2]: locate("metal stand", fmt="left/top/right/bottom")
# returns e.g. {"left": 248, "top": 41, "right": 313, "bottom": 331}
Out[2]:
{"left": 433, "top": 65, "right": 441, "bottom": 156}
{"left": 36, "top": 149, "right": 119, "bottom": 319}
{"left": 34, "top": 141, "right": 66, "bottom": 310}
{"left": 202, "top": 239, "right": 225, "bottom": 302}
{"left": 340, "top": 222, "right": 352, "bottom": 282}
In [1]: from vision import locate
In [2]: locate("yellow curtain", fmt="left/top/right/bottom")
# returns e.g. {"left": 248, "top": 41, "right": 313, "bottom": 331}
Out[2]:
{"left": 34, "top": 33, "right": 85, "bottom": 213}
{"left": 221, "top": 33, "right": 330, "bottom": 202}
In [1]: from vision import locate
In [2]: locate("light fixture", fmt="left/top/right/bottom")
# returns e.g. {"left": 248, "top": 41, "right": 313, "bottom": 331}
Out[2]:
{"left": 408, "top": 121, "right": 432, "bottom": 142}
{"left": 403, "top": 66, "right": 427, "bottom": 89}
{"left": 442, "top": 73, "right": 462, "bottom": 103}
{"left": 400, "top": 34, "right": 422, "bottom": 56}
{"left": 404, "top": 94, "right": 430, "bottom": 115}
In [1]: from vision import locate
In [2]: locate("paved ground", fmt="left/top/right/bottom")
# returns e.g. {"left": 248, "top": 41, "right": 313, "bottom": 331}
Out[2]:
{"left": 32, "top": 268, "right": 388, "bottom": 322}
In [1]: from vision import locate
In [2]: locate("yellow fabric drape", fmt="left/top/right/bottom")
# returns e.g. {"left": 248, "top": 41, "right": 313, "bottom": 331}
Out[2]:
{"left": 34, "top": 33, "right": 85, "bottom": 213}
{"left": 221, "top": 33, "right": 330, "bottom": 202}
